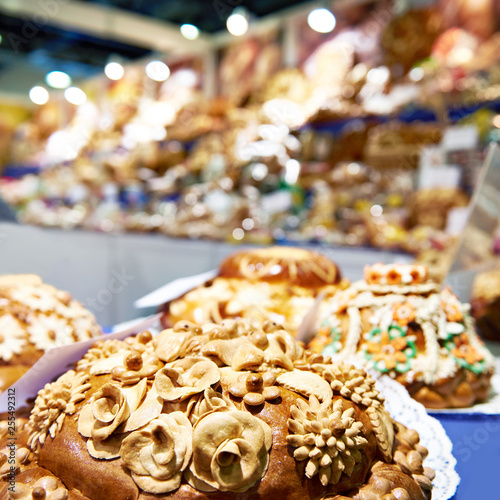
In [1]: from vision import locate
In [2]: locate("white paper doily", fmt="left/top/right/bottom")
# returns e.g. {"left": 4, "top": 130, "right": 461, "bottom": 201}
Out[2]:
{"left": 375, "top": 374, "right": 460, "bottom": 500}
{"left": 427, "top": 358, "right": 500, "bottom": 416}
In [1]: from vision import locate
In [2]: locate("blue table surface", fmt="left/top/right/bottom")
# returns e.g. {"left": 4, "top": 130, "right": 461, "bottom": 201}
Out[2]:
{"left": 433, "top": 413, "right": 500, "bottom": 499}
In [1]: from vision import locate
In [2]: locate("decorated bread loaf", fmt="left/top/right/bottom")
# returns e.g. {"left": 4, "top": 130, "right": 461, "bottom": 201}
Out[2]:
{"left": 0, "top": 274, "right": 101, "bottom": 392}
{"left": 1, "top": 320, "right": 434, "bottom": 499}
{"left": 163, "top": 246, "right": 345, "bottom": 335}
{"left": 309, "top": 264, "right": 494, "bottom": 409}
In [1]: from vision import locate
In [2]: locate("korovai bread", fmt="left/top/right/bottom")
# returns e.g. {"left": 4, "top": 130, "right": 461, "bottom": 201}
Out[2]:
{"left": 1, "top": 319, "right": 434, "bottom": 499}
{"left": 163, "top": 246, "right": 345, "bottom": 335}
{"left": 310, "top": 264, "right": 494, "bottom": 409}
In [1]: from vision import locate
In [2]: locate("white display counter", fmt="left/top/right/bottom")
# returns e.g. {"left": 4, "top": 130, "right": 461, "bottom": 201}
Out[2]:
{"left": 0, "top": 222, "right": 413, "bottom": 326}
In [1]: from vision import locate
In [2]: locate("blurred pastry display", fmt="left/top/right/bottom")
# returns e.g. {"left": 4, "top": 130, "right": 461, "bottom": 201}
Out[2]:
{"left": 309, "top": 264, "right": 495, "bottom": 409}
{"left": 0, "top": 274, "right": 101, "bottom": 392}
{"left": 409, "top": 188, "right": 469, "bottom": 230}
{"left": 382, "top": 8, "right": 443, "bottom": 72}
{"left": 0, "top": 319, "right": 435, "bottom": 499}
{"left": 163, "top": 247, "right": 346, "bottom": 335}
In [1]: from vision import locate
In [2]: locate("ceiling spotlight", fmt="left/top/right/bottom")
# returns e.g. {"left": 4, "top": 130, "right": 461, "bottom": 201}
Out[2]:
{"left": 29, "top": 86, "right": 49, "bottom": 105}
{"left": 45, "top": 70, "right": 72, "bottom": 89}
{"left": 181, "top": 24, "right": 200, "bottom": 40}
{"left": 64, "top": 86, "right": 87, "bottom": 105}
{"left": 227, "top": 8, "right": 249, "bottom": 37}
{"left": 104, "top": 61, "right": 125, "bottom": 80}
{"left": 146, "top": 61, "right": 170, "bottom": 82}
{"left": 308, "top": 8, "right": 336, "bottom": 33}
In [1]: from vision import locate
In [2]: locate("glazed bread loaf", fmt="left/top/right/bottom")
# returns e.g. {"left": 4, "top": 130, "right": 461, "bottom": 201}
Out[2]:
{"left": 164, "top": 246, "right": 345, "bottom": 335}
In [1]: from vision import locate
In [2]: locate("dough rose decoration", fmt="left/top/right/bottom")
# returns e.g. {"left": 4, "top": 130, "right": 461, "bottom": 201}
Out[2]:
{"left": 188, "top": 410, "right": 272, "bottom": 492}
{"left": 190, "top": 387, "right": 236, "bottom": 424}
{"left": 120, "top": 412, "right": 193, "bottom": 494}
{"left": 13, "top": 320, "right": 435, "bottom": 500}
{"left": 287, "top": 396, "right": 368, "bottom": 486}
{"left": 78, "top": 383, "right": 130, "bottom": 441}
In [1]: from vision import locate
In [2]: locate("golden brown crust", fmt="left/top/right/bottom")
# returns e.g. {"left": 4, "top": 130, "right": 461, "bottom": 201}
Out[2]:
{"left": 407, "top": 368, "right": 493, "bottom": 409}
{"left": 0, "top": 365, "right": 30, "bottom": 393}
{"left": 219, "top": 247, "right": 341, "bottom": 288}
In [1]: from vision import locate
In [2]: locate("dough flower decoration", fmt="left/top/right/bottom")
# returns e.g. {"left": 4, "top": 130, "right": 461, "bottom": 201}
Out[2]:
{"left": 364, "top": 266, "right": 382, "bottom": 285}
{"left": 310, "top": 317, "right": 341, "bottom": 356}
{"left": 363, "top": 264, "right": 427, "bottom": 286}
{"left": 385, "top": 267, "right": 402, "bottom": 285}
{"left": 120, "top": 412, "right": 193, "bottom": 494}
{"left": 0, "top": 314, "right": 27, "bottom": 362}
{"left": 154, "top": 357, "right": 220, "bottom": 402}
{"left": 8, "top": 476, "right": 68, "bottom": 500}
{"left": 445, "top": 333, "right": 485, "bottom": 374}
{"left": 188, "top": 411, "right": 272, "bottom": 493}
{"left": 287, "top": 396, "right": 368, "bottom": 486}
{"left": 227, "top": 372, "right": 280, "bottom": 406}
{"left": 0, "top": 447, "right": 29, "bottom": 478}
{"left": 28, "top": 370, "right": 91, "bottom": 452}
{"left": 393, "top": 302, "right": 416, "bottom": 327}
{"left": 27, "top": 313, "right": 74, "bottom": 351}
{"left": 364, "top": 326, "right": 416, "bottom": 374}
{"left": 154, "top": 321, "right": 204, "bottom": 363}
{"left": 75, "top": 339, "right": 129, "bottom": 372}
{"left": 441, "top": 300, "right": 463, "bottom": 323}
{"left": 10, "top": 286, "right": 59, "bottom": 312}
{"left": 111, "top": 350, "right": 162, "bottom": 385}
{"left": 201, "top": 327, "right": 301, "bottom": 373}
{"left": 317, "top": 362, "right": 384, "bottom": 408}
{"left": 78, "top": 383, "right": 130, "bottom": 441}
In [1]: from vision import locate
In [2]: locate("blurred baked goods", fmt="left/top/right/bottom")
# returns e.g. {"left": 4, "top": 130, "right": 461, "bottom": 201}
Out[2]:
{"left": 409, "top": 188, "right": 469, "bottom": 230}
{"left": 309, "top": 263, "right": 494, "bottom": 408}
{"left": 0, "top": 274, "right": 101, "bottom": 392}
{"left": 1, "top": 319, "right": 434, "bottom": 499}
{"left": 470, "top": 265, "right": 500, "bottom": 341}
{"left": 163, "top": 247, "right": 346, "bottom": 335}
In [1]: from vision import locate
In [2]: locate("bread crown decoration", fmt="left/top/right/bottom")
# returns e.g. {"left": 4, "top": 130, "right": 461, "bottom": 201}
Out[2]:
{"left": 25, "top": 319, "right": 404, "bottom": 497}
